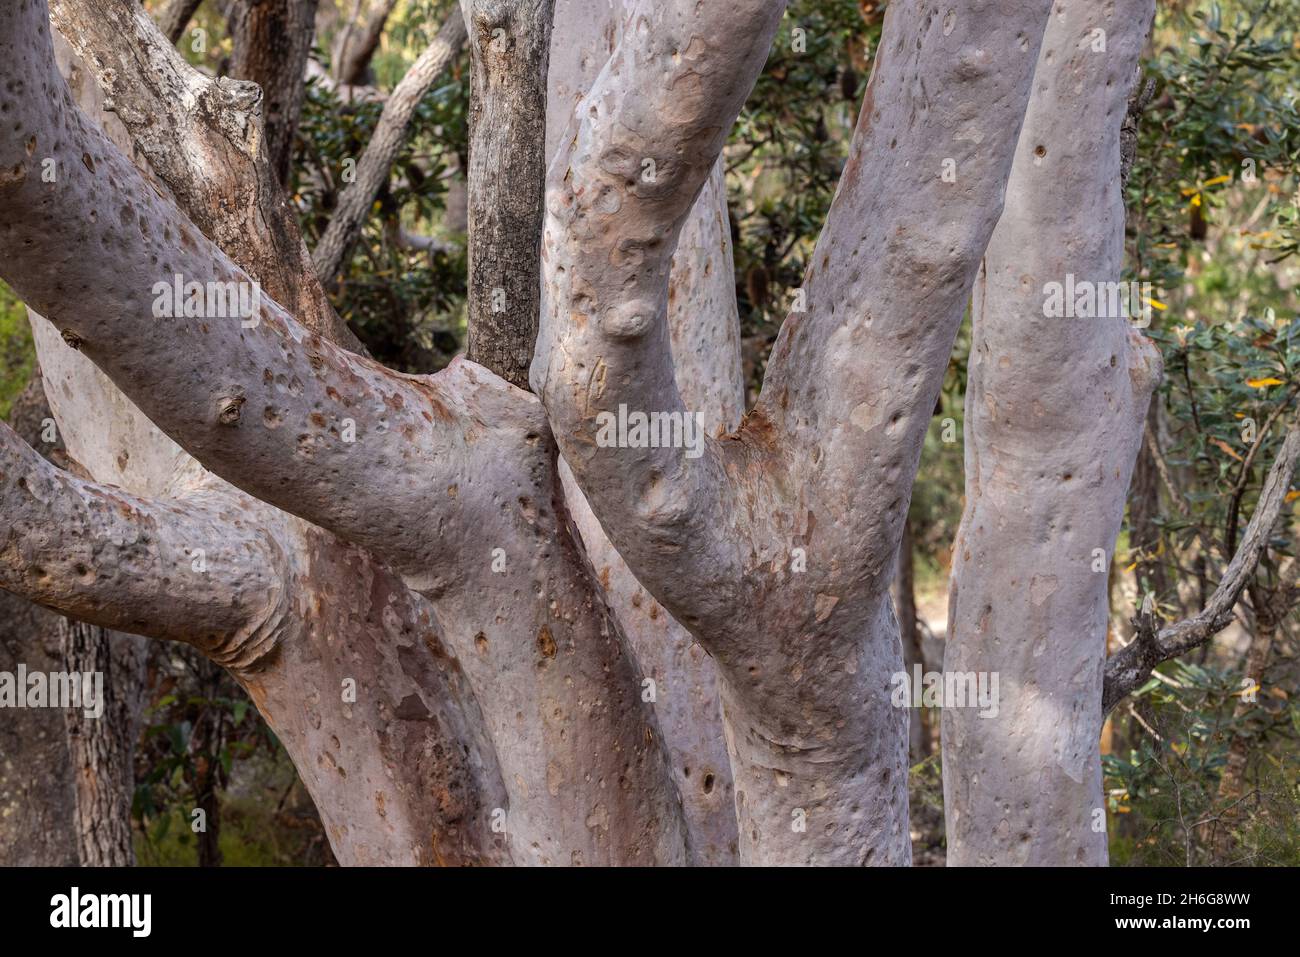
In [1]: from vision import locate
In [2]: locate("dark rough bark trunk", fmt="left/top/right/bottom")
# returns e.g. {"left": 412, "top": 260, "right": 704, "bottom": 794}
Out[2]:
{"left": 230, "top": 0, "right": 321, "bottom": 187}
{"left": 157, "top": 0, "right": 204, "bottom": 45}
{"left": 892, "top": 516, "right": 929, "bottom": 760}
{"left": 463, "top": 0, "right": 555, "bottom": 389}
{"left": 334, "top": 0, "right": 398, "bottom": 86}
{"left": 60, "top": 618, "right": 149, "bottom": 867}
{"left": 191, "top": 656, "right": 227, "bottom": 867}
{"left": 0, "top": 592, "right": 78, "bottom": 865}
{"left": 1129, "top": 400, "right": 1170, "bottom": 602}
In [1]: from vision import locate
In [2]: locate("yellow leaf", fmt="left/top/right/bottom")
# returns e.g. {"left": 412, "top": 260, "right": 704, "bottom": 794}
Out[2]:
{"left": 1285, "top": 490, "right": 1300, "bottom": 502}
{"left": 1123, "top": 561, "right": 1138, "bottom": 573}
{"left": 1210, "top": 438, "right": 1244, "bottom": 461}
{"left": 1203, "top": 174, "right": 1231, "bottom": 187}
{"left": 1145, "top": 297, "right": 1168, "bottom": 311}
{"left": 1246, "top": 377, "right": 1284, "bottom": 388}
{"left": 1180, "top": 187, "right": 1199, "bottom": 197}
{"left": 1115, "top": 805, "right": 1132, "bottom": 814}
{"left": 1190, "top": 193, "right": 1202, "bottom": 207}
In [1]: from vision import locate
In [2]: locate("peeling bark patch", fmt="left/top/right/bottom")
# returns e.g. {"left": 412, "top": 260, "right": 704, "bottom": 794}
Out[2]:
{"left": 216, "top": 392, "right": 245, "bottom": 425}
{"left": 1029, "top": 574, "right": 1059, "bottom": 606}
{"left": 849, "top": 399, "right": 884, "bottom": 432}
{"left": 536, "top": 625, "right": 557, "bottom": 659}
{"left": 0, "top": 161, "right": 26, "bottom": 187}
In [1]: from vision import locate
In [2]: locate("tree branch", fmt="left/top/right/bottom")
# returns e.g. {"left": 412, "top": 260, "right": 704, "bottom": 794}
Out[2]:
{"left": 49, "top": 0, "right": 357, "bottom": 348}
{"left": 0, "top": 421, "right": 292, "bottom": 670}
{"left": 461, "top": 0, "right": 555, "bottom": 389}
{"left": 1104, "top": 420, "right": 1300, "bottom": 714}
{"left": 334, "top": 0, "right": 399, "bottom": 86}
{"left": 537, "top": 0, "right": 1054, "bottom": 635}
{"left": 312, "top": 7, "right": 467, "bottom": 282}
{"left": 0, "top": 0, "right": 499, "bottom": 582}
{"left": 535, "top": 0, "right": 788, "bottom": 634}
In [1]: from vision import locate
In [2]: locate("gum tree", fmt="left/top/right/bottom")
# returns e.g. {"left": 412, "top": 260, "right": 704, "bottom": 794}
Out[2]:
{"left": 3, "top": 0, "right": 1291, "bottom": 867}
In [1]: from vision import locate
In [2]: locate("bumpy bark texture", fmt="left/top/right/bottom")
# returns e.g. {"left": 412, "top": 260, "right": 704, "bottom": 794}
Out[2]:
{"left": 944, "top": 0, "right": 1161, "bottom": 866}
{"left": 3, "top": 0, "right": 688, "bottom": 866}
{"left": 49, "top": 0, "right": 356, "bottom": 348}
{"left": 545, "top": 0, "right": 742, "bottom": 865}
{"left": 537, "top": 0, "right": 1054, "bottom": 864}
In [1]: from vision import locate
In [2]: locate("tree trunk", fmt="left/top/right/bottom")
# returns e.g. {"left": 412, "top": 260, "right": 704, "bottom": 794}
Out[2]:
{"left": 538, "top": 0, "right": 1054, "bottom": 864}
{"left": 0, "top": 376, "right": 79, "bottom": 867}
{"left": 0, "top": 590, "right": 77, "bottom": 865}
{"left": 0, "top": 375, "right": 144, "bottom": 868}
{"left": 156, "top": 0, "right": 203, "bottom": 45}
{"left": 944, "top": 0, "right": 1160, "bottom": 866}
{"left": 893, "top": 517, "right": 929, "bottom": 760}
{"left": 60, "top": 618, "right": 149, "bottom": 867}
{"left": 333, "top": 0, "right": 398, "bottom": 86}
{"left": 229, "top": 0, "right": 321, "bottom": 187}
{"left": 462, "top": 0, "right": 555, "bottom": 390}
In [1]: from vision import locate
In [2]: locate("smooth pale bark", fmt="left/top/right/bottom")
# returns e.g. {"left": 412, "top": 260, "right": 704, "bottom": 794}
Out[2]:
{"left": 3, "top": 0, "right": 688, "bottom": 865}
{"left": 7, "top": 25, "right": 509, "bottom": 867}
{"left": 944, "top": 0, "right": 1161, "bottom": 866}
{"left": 312, "top": 9, "right": 468, "bottom": 282}
{"left": 558, "top": 161, "right": 743, "bottom": 865}
{"left": 545, "top": 0, "right": 742, "bottom": 864}
{"left": 0, "top": 387, "right": 512, "bottom": 865}
{"left": 0, "top": 374, "right": 148, "bottom": 868}
{"left": 229, "top": 0, "right": 321, "bottom": 187}
{"left": 537, "top": 0, "right": 1053, "bottom": 864}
